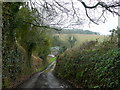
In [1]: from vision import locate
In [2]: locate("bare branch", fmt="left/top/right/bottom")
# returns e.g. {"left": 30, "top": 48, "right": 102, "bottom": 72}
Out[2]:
{"left": 78, "top": 0, "right": 101, "bottom": 9}
{"left": 85, "top": 8, "right": 99, "bottom": 25}
{"left": 29, "top": 0, "right": 120, "bottom": 28}
{"left": 54, "top": 0, "right": 70, "bottom": 12}
{"left": 97, "top": 9, "right": 105, "bottom": 22}
{"left": 23, "top": 20, "right": 62, "bottom": 31}
{"left": 78, "top": 0, "right": 120, "bottom": 9}
{"left": 77, "top": 0, "right": 120, "bottom": 24}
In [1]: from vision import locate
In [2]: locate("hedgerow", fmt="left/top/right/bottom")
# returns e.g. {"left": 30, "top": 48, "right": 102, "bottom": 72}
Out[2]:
{"left": 54, "top": 40, "right": 120, "bottom": 88}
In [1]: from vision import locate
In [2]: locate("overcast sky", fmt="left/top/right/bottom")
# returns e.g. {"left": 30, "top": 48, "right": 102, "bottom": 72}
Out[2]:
{"left": 33, "top": 0, "right": 119, "bottom": 35}
{"left": 64, "top": 0, "right": 119, "bottom": 35}
{"left": 51, "top": 0, "right": 118, "bottom": 35}
{"left": 80, "top": 15, "right": 118, "bottom": 35}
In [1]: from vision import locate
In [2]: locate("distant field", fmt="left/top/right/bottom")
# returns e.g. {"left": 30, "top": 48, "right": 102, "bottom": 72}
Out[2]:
{"left": 54, "top": 34, "right": 108, "bottom": 47}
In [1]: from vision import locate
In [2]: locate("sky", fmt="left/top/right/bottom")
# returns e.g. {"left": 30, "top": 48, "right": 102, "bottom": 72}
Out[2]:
{"left": 65, "top": 0, "right": 119, "bottom": 35}
{"left": 32, "top": 0, "right": 119, "bottom": 35}
{"left": 48, "top": 0, "right": 119, "bottom": 35}
{"left": 62, "top": 14, "right": 118, "bottom": 35}
{"left": 82, "top": 15, "right": 118, "bottom": 35}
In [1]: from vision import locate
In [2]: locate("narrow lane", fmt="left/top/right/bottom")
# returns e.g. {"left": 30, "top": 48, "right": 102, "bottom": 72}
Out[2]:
{"left": 18, "top": 61, "right": 72, "bottom": 88}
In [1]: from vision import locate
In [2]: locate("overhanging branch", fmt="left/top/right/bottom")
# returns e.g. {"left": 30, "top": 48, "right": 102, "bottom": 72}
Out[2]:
{"left": 78, "top": 0, "right": 120, "bottom": 9}
{"left": 77, "top": 0, "right": 120, "bottom": 24}
{"left": 23, "top": 20, "right": 62, "bottom": 31}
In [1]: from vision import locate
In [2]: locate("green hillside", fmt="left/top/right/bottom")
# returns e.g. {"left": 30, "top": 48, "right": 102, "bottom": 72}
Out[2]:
{"left": 54, "top": 29, "right": 100, "bottom": 35}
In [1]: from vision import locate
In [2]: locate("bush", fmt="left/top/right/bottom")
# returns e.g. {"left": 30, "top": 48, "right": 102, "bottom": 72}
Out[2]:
{"left": 54, "top": 40, "right": 120, "bottom": 88}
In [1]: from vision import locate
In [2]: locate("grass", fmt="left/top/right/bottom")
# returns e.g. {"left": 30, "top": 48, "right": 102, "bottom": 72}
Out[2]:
{"left": 49, "top": 57, "right": 56, "bottom": 63}
{"left": 54, "top": 34, "right": 108, "bottom": 47}
{"left": 35, "top": 56, "right": 56, "bottom": 72}
{"left": 35, "top": 63, "right": 49, "bottom": 72}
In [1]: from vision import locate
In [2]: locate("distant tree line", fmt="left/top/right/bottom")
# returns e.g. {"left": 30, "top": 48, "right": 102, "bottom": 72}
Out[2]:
{"left": 54, "top": 29, "right": 100, "bottom": 35}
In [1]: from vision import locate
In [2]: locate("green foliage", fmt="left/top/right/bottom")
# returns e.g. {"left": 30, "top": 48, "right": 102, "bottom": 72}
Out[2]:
{"left": 2, "top": 2, "right": 26, "bottom": 88}
{"left": 2, "top": 3, "right": 52, "bottom": 88}
{"left": 52, "top": 36, "right": 69, "bottom": 53}
{"left": 55, "top": 40, "right": 120, "bottom": 88}
{"left": 68, "top": 36, "right": 77, "bottom": 48}
{"left": 2, "top": 77, "right": 10, "bottom": 88}
{"left": 34, "top": 31, "right": 52, "bottom": 61}
{"left": 15, "top": 6, "right": 52, "bottom": 66}
{"left": 49, "top": 57, "right": 56, "bottom": 63}
{"left": 109, "top": 29, "right": 118, "bottom": 43}
{"left": 52, "top": 36, "right": 62, "bottom": 46}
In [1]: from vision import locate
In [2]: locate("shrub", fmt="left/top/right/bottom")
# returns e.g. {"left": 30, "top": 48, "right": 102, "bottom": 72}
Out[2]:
{"left": 54, "top": 40, "right": 120, "bottom": 88}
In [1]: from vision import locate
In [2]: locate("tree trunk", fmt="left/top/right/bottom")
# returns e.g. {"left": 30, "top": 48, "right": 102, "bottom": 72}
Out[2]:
{"left": 26, "top": 43, "right": 34, "bottom": 68}
{"left": 118, "top": 5, "right": 120, "bottom": 48}
{"left": 118, "top": 29, "right": 120, "bottom": 48}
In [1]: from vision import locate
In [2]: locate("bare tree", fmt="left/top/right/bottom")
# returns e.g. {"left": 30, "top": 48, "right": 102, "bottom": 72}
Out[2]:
{"left": 28, "top": 0, "right": 120, "bottom": 47}
{"left": 31, "top": 0, "right": 120, "bottom": 24}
